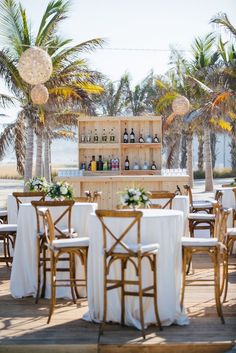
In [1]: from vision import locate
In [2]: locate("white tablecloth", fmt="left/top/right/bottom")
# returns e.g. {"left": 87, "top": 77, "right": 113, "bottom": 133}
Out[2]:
{"left": 151, "top": 195, "right": 189, "bottom": 236}
{"left": 10, "top": 202, "right": 97, "bottom": 299}
{"left": 84, "top": 209, "right": 189, "bottom": 329}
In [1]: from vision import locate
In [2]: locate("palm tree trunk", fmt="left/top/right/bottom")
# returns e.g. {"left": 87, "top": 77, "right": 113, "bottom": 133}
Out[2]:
{"left": 172, "top": 135, "right": 181, "bottom": 168}
{"left": 44, "top": 134, "right": 51, "bottom": 183}
{"left": 35, "top": 131, "right": 43, "bottom": 176}
{"left": 186, "top": 132, "right": 193, "bottom": 188}
{"left": 24, "top": 112, "right": 35, "bottom": 187}
{"left": 197, "top": 132, "right": 204, "bottom": 172}
{"left": 204, "top": 127, "right": 214, "bottom": 191}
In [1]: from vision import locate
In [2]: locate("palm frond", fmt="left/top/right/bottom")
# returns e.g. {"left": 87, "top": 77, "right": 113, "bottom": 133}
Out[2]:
{"left": 49, "top": 86, "right": 82, "bottom": 99}
{"left": 212, "top": 92, "right": 232, "bottom": 108}
{"left": 14, "top": 110, "right": 25, "bottom": 175}
{"left": 211, "top": 13, "right": 236, "bottom": 38}
{"left": 0, "top": 92, "right": 15, "bottom": 107}
{"left": 0, "top": 122, "right": 15, "bottom": 159}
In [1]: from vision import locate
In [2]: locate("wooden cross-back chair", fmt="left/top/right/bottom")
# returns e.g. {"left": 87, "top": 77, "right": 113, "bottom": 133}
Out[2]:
{"left": 31, "top": 200, "right": 76, "bottom": 302}
{"left": 181, "top": 206, "right": 229, "bottom": 324}
{"left": 95, "top": 209, "right": 162, "bottom": 338}
{"left": 149, "top": 191, "right": 176, "bottom": 209}
{"left": 37, "top": 207, "right": 89, "bottom": 323}
{"left": 13, "top": 191, "right": 45, "bottom": 213}
{"left": 74, "top": 190, "right": 102, "bottom": 203}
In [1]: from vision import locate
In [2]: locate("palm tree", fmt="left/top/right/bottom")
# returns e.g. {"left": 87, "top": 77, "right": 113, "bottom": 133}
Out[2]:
{"left": 0, "top": 0, "right": 104, "bottom": 183}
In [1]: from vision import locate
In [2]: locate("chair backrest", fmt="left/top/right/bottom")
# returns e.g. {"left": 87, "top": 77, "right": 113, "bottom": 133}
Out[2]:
{"left": 183, "top": 185, "right": 193, "bottom": 206}
{"left": 149, "top": 191, "right": 176, "bottom": 209}
{"left": 95, "top": 210, "right": 143, "bottom": 256}
{"left": 31, "top": 200, "right": 75, "bottom": 238}
{"left": 214, "top": 207, "right": 229, "bottom": 244}
{"left": 38, "top": 207, "right": 55, "bottom": 245}
{"left": 215, "top": 190, "right": 223, "bottom": 204}
{"left": 74, "top": 191, "right": 102, "bottom": 203}
{"left": 13, "top": 191, "right": 45, "bottom": 213}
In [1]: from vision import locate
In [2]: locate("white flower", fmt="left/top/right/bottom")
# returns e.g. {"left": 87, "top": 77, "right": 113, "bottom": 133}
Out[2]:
{"left": 133, "top": 195, "right": 139, "bottom": 201}
{"left": 143, "top": 195, "right": 148, "bottom": 200}
{"left": 60, "top": 186, "right": 68, "bottom": 195}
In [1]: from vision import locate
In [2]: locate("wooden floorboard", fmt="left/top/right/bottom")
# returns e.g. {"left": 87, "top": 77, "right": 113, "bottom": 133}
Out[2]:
{"left": 0, "top": 254, "right": 235, "bottom": 353}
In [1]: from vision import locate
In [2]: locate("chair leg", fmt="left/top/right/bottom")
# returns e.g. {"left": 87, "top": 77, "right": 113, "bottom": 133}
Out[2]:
{"left": 121, "top": 259, "right": 125, "bottom": 326}
{"left": 138, "top": 257, "right": 145, "bottom": 339}
{"left": 153, "top": 254, "right": 162, "bottom": 330}
{"left": 181, "top": 247, "right": 188, "bottom": 310}
{"left": 35, "top": 238, "right": 42, "bottom": 304}
{"left": 100, "top": 257, "right": 107, "bottom": 336}
{"left": 41, "top": 246, "right": 47, "bottom": 299}
{"left": 222, "top": 251, "right": 229, "bottom": 303}
{"left": 69, "top": 253, "right": 76, "bottom": 304}
{"left": 47, "top": 255, "right": 56, "bottom": 324}
{"left": 213, "top": 251, "right": 225, "bottom": 324}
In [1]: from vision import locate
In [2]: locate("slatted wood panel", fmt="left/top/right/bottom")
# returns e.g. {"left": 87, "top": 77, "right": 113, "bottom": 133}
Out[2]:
{"left": 0, "top": 254, "right": 235, "bottom": 353}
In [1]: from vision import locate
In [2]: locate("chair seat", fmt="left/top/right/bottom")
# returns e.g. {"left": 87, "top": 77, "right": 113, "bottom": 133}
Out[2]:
{"left": 182, "top": 236, "right": 221, "bottom": 247}
{"left": 0, "top": 224, "right": 17, "bottom": 232}
{"left": 192, "top": 201, "right": 213, "bottom": 209}
{"left": 227, "top": 228, "right": 236, "bottom": 237}
{"left": 0, "top": 210, "right": 8, "bottom": 217}
{"left": 188, "top": 213, "right": 215, "bottom": 220}
{"left": 52, "top": 236, "right": 89, "bottom": 249}
{"left": 113, "top": 243, "right": 160, "bottom": 254}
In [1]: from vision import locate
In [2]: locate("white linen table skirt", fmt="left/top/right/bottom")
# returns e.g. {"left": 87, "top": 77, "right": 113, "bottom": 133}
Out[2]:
{"left": 10, "top": 202, "right": 97, "bottom": 299}
{"left": 84, "top": 208, "right": 189, "bottom": 329}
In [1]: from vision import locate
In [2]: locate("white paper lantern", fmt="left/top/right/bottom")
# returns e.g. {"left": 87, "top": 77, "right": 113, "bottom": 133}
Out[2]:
{"left": 30, "top": 84, "right": 49, "bottom": 105}
{"left": 18, "top": 47, "right": 53, "bottom": 85}
{"left": 172, "top": 96, "right": 190, "bottom": 115}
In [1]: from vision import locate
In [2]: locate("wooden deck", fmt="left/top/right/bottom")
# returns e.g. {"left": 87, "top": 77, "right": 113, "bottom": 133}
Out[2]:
{"left": 0, "top": 254, "right": 235, "bottom": 353}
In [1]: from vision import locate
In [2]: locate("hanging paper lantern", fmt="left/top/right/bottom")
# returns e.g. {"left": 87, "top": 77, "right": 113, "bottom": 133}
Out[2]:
{"left": 172, "top": 96, "right": 190, "bottom": 115}
{"left": 18, "top": 47, "right": 53, "bottom": 85}
{"left": 30, "top": 84, "right": 49, "bottom": 105}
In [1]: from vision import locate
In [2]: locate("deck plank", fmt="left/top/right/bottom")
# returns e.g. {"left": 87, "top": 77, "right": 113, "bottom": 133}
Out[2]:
{"left": 0, "top": 254, "right": 235, "bottom": 353}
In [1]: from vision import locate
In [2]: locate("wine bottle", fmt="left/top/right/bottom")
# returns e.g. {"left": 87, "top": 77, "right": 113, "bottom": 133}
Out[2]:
{"left": 87, "top": 130, "right": 92, "bottom": 143}
{"left": 139, "top": 134, "right": 145, "bottom": 143}
{"left": 102, "top": 128, "right": 107, "bottom": 143}
{"left": 123, "top": 128, "right": 128, "bottom": 143}
{"left": 97, "top": 155, "right": 104, "bottom": 171}
{"left": 93, "top": 129, "right": 99, "bottom": 143}
{"left": 151, "top": 161, "right": 157, "bottom": 170}
{"left": 153, "top": 134, "right": 159, "bottom": 143}
{"left": 124, "top": 156, "right": 130, "bottom": 170}
{"left": 110, "top": 128, "right": 115, "bottom": 143}
{"left": 130, "top": 128, "right": 135, "bottom": 143}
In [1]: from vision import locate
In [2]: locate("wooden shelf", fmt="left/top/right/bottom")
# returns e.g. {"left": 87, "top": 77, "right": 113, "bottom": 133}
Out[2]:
{"left": 79, "top": 143, "right": 120, "bottom": 149}
{"left": 121, "top": 170, "right": 161, "bottom": 175}
{"left": 121, "top": 143, "right": 161, "bottom": 148}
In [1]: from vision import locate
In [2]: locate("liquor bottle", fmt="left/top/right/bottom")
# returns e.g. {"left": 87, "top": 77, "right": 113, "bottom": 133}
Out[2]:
{"left": 153, "top": 134, "right": 159, "bottom": 143}
{"left": 123, "top": 128, "right": 129, "bottom": 143}
{"left": 110, "top": 156, "right": 114, "bottom": 171}
{"left": 142, "top": 162, "right": 149, "bottom": 170}
{"left": 151, "top": 161, "right": 157, "bottom": 170}
{"left": 93, "top": 129, "right": 99, "bottom": 143}
{"left": 124, "top": 156, "right": 130, "bottom": 170}
{"left": 130, "top": 128, "right": 135, "bottom": 143}
{"left": 87, "top": 130, "right": 92, "bottom": 143}
{"left": 97, "top": 155, "right": 104, "bottom": 171}
{"left": 110, "top": 128, "right": 115, "bottom": 143}
{"left": 103, "top": 159, "right": 108, "bottom": 171}
{"left": 102, "top": 128, "right": 107, "bottom": 143}
{"left": 139, "top": 134, "right": 145, "bottom": 143}
{"left": 91, "top": 155, "right": 97, "bottom": 171}
{"left": 81, "top": 128, "right": 86, "bottom": 143}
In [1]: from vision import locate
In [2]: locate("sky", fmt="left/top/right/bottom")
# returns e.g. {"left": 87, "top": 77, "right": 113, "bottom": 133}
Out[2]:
{"left": 0, "top": 0, "right": 235, "bottom": 164}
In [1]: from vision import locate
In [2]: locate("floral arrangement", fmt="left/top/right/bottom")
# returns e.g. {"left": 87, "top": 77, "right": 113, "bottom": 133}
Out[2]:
{"left": 47, "top": 181, "right": 73, "bottom": 200}
{"left": 118, "top": 187, "right": 151, "bottom": 209}
{"left": 26, "top": 176, "right": 49, "bottom": 192}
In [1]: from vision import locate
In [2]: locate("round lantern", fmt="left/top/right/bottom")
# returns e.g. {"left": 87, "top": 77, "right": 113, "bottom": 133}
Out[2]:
{"left": 30, "top": 84, "right": 49, "bottom": 105}
{"left": 18, "top": 47, "right": 53, "bottom": 85}
{"left": 172, "top": 96, "right": 190, "bottom": 115}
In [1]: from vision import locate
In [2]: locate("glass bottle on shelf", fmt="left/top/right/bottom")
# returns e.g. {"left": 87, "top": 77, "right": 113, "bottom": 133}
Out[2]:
{"left": 80, "top": 127, "right": 86, "bottom": 143}
{"left": 153, "top": 134, "right": 160, "bottom": 143}
{"left": 91, "top": 155, "right": 97, "bottom": 171}
{"left": 142, "top": 161, "right": 149, "bottom": 170}
{"left": 102, "top": 128, "right": 107, "bottom": 143}
{"left": 97, "top": 155, "right": 104, "bottom": 171}
{"left": 133, "top": 162, "right": 140, "bottom": 170}
{"left": 130, "top": 128, "right": 135, "bottom": 143}
{"left": 110, "top": 128, "right": 115, "bottom": 143}
{"left": 103, "top": 159, "right": 108, "bottom": 171}
{"left": 124, "top": 156, "right": 130, "bottom": 170}
{"left": 123, "top": 128, "right": 128, "bottom": 143}
{"left": 151, "top": 161, "right": 157, "bottom": 170}
{"left": 87, "top": 130, "right": 92, "bottom": 143}
{"left": 93, "top": 129, "right": 99, "bottom": 143}
{"left": 139, "top": 134, "right": 145, "bottom": 143}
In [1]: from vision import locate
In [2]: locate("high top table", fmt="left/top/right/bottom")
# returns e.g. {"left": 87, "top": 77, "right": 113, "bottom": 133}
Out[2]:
{"left": 10, "top": 202, "right": 97, "bottom": 299}
{"left": 84, "top": 208, "right": 189, "bottom": 329}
